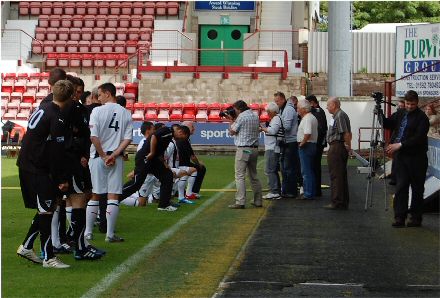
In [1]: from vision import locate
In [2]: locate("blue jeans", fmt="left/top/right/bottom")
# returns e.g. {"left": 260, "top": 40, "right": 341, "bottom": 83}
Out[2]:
{"left": 299, "top": 142, "right": 316, "bottom": 198}
{"left": 280, "top": 142, "right": 298, "bottom": 196}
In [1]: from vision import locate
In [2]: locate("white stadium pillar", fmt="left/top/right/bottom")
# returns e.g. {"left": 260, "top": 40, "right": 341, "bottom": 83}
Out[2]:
{"left": 328, "top": 1, "right": 352, "bottom": 97}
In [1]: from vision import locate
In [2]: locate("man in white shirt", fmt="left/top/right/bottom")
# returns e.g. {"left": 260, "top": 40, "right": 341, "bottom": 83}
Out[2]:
{"left": 297, "top": 100, "right": 318, "bottom": 200}
{"left": 85, "top": 83, "right": 133, "bottom": 243}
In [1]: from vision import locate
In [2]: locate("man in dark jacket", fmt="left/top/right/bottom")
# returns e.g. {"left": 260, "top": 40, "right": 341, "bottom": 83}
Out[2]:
{"left": 380, "top": 90, "right": 429, "bottom": 228}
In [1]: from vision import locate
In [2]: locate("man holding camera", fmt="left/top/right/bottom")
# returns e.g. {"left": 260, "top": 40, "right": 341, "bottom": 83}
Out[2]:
{"left": 227, "top": 100, "right": 263, "bottom": 209}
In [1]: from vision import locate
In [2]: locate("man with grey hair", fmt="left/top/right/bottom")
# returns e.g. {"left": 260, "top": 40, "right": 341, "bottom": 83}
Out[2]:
{"left": 297, "top": 100, "right": 318, "bottom": 200}
{"left": 325, "top": 97, "right": 352, "bottom": 210}
{"left": 260, "top": 102, "right": 283, "bottom": 200}
{"left": 227, "top": 100, "right": 263, "bottom": 209}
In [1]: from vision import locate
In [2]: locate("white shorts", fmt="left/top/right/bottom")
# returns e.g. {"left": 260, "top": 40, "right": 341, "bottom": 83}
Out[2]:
{"left": 89, "top": 156, "right": 124, "bottom": 194}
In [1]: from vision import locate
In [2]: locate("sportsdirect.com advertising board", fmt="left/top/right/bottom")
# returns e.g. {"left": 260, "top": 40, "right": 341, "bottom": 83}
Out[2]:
{"left": 395, "top": 23, "right": 440, "bottom": 97}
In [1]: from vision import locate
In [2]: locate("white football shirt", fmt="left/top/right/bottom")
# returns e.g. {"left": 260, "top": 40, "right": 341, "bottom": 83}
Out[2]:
{"left": 89, "top": 102, "right": 133, "bottom": 157}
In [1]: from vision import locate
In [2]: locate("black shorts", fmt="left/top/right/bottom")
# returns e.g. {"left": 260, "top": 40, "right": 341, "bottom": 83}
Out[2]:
{"left": 67, "top": 162, "right": 92, "bottom": 194}
{"left": 19, "top": 169, "right": 58, "bottom": 212}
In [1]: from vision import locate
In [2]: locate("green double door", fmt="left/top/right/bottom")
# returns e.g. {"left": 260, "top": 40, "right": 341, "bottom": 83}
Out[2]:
{"left": 200, "top": 25, "right": 249, "bottom": 66}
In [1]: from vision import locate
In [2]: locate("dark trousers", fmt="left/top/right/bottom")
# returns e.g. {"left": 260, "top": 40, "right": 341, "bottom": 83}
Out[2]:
{"left": 121, "top": 158, "right": 173, "bottom": 208}
{"left": 393, "top": 152, "right": 427, "bottom": 221}
{"left": 190, "top": 163, "right": 206, "bottom": 194}
{"left": 313, "top": 144, "right": 325, "bottom": 196}
{"left": 327, "top": 142, "right": 349, "bottom": 207}
{"left": 280, "top": 142, "right": 299, "bottom": 196}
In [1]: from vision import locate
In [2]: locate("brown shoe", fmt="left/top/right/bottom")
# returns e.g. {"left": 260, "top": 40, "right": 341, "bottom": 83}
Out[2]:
{"left": 228, "top": 204, "right": 245, "bottom": 209}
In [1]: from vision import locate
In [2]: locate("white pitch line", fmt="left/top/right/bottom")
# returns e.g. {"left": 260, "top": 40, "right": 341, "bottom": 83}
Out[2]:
{"left": 81, "top": 180, "right": 235, "bottom": 298}
{"left": 300, "top": 282, "right": 364, "bottom": 287}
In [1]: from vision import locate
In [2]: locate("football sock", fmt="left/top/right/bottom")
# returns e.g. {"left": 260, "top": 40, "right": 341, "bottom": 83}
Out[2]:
{"left": 178, "top": 177, "right": 187, "bottom": 198}
{"left": 187, "top": 172, "right": 197, "bottom": 195}
{"left": 40, "top": 214, "right": 54, "bottom": 261}
{"left": 99, "top": 194, "right": 107, "bottom": 233}
{"left": 85, "top": 200, "right": 99, "bottom": 236}
{"left": 106, "top": 200, "right": 119, "bottom": 238}
{"left": 71, "top": 208, "right": 87, "bottom": 251}
{"left": 51, "top": 206, "right": 61, "bottom": 248}
{"left": 22, "top": 212, "right": 40, "bottom": 249}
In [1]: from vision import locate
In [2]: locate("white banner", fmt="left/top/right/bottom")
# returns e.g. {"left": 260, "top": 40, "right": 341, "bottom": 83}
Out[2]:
{"left": 395, "top": 23, "right": 440, "bottom": 97}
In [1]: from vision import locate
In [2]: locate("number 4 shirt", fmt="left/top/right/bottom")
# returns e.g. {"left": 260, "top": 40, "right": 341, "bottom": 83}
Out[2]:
{"left": 89, "top": 102, "right": 133, "bottom": 158}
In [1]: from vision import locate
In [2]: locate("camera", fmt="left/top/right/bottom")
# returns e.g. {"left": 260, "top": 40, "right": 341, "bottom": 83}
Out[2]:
{"left": 219, "top": 106, "right": 236, "bottom": 118}
{"left": 371, "top": 92, "right": 383, "bottom": 104}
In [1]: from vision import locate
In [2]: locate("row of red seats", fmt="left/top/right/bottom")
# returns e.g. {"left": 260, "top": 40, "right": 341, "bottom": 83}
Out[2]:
{"left": 35, "top": 27, "right": 152, "bottom": 42}
{"left": 20, "top": 2, "right": 179, "bottom": 16}
{"left": 2, "top": 72, "right": 49, "bottom": 82}
{"left": 1, "top": 102, "right": 39, "bottom": 121}
{"left": 45, "top": 53, "right": 129, "bottom": 68}
{"left": 33, "top": 40, "right": 150, "bottom": 55}
{"left": 2, "top": 91, "right": 47, "bottom": 104}
{"left": 38, "top": 14, "right": 154, "bottom": 29}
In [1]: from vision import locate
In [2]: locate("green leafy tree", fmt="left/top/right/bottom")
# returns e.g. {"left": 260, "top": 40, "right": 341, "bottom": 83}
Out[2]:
{"left": 318, "top": 1, "right": 440, "bottom": 31}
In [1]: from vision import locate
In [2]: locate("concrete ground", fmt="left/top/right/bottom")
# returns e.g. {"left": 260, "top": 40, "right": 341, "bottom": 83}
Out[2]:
{"left": 217, "top": 166, "right": 440, "bottom": 297}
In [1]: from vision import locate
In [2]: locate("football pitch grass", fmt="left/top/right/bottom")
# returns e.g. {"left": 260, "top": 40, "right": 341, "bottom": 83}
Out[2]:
{"left": 1, "top": 155, "right": 268, "bottom": 298}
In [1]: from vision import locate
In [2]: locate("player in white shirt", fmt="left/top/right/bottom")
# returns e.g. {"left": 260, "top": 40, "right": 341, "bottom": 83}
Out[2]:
{"left": 85, "top": 83, "right": 133, "bottom": 243}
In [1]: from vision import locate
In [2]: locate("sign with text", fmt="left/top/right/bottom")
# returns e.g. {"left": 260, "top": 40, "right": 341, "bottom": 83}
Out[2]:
{"left": 194, "top": 1, "right": 255, "bottom": 11}
{"left": 428, "top": 137, "right": 440, "bottom": 179}
{"left": 396, "top": 23, "right": 440, "bottom": 97}
{"left": 132, "top": 122, "right": 264, "bottom": 145}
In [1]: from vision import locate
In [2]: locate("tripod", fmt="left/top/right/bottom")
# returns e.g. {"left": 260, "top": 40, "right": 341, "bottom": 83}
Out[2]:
{"left": 364, "top": 102, "right": 388, "bottom": 211}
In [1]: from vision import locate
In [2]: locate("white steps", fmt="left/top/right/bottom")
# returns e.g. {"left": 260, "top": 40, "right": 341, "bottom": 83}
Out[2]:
{"left": 1, "top": 20, "right": 38, "bottom": 62}
{"left": 150, "top": 20, "right": 185, "bottom": 65}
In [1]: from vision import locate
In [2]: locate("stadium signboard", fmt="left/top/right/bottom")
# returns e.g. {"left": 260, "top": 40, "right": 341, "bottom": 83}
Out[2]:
{"left": 428, "top": 137, "right": 440, "bottom": 179}
{"left": 194, "top": 1, "right": 255, "bottom": 11}
{"left": 395, "top": 23, "right": 440, "bottom": 97}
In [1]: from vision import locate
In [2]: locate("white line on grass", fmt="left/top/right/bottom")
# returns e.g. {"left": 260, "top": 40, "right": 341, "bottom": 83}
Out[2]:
{"left": 81, "top": 180, "right": 236, "bottom": 298}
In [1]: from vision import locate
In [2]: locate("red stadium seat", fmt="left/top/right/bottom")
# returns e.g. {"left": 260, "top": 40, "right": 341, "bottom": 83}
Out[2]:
{"left": 78, "top": 41, "right": 90, "bottom": 53}
{"left": 72, "top": 15, "right": 83, "bottom": 28}
{"left": 133, "top": 102, "right": 145, "bottom": 114}
{"left": 125, "top": 102, "right": 133, "bottom": 111}
{"left": 1, "top": 92, "right": 10, "bottom": 102}
{"left": 133, "top": 2, "right": 144, "bottom": 15}
{"left": 39, "top": 15, "right": 49, "bottom": 28}
{"left": 19, "top": 2, "right": 30, "bottom": 16}
{"left": 35, "top": 27, "right": 46, "bottom": 40}
{"left": 125, "top": 83, "right": 138, "bottom": 98}
{"left": 41, "top": 2, "right": 52, "bottom": 15}
{"left": 110, "top": 2, "right": 121, "bottom": 15}
{"left": 60, "top": 15, "right": 72, "bottom": 28}
{"left": 32, "top": 102, "right": 40, "bottom": 110}
{"left": 141, "top": 15, "right": 154, "bottom": 28}
{"left": 157, "top": 103, "right": 170, "bottom": 121}
{"left": 249, "top": 103, "right": 261, "bottom": 116}
{"left": 94, "top": 54, "right": 106, "bottom": 68}
{"left": 90, "top": 41, "right": 102, "bottom": 53}
{"left": 145, "top": 2, "right": 155, "bottom": 15}
{"left": 98, "top": 2, "right": 110, "bottom": 15}
{"left": 64, "top": 2, "right": 75, "bottom": 15}
{"left": 139, "top": 28, "right": 152, "bottom": 41}
{"left": 70, "top": 28, "right": 81, "bottom": 41}
{"left": 25, "top": 81, "right": 38, "bottom": 94}
{"left": 58, "top": 28, "right": 69, "bottom": 41}
{"left": 17, "top": 73, "right": 29, "bottom": 81}
{"left": 70, "top": 54, "right": 82, "bottom": 67}
{"left": 13, "top": 81, "right": 26, "bottom": 94}
{"left": 29, "top": 2, "right": 41, "bottom": 15}
{"left": 167, "top": 2, "right": 179, "bottom": 16}
{"left": 54, "top": 40, "right": 66, "bottom": 53}
{"left": 117, "top": 54, "right": 128, "bottom": 67}
{"left": 169, "top": 102, "right": 183, "bottom": 121}
{"left": 38, "top": 81, "right": 50, "bottom": 93}
{"left": 127, "top": 28, "right": 140, "bottom": 40}
{"left": 121, "top": 2, "right": 132, "bottom": 14}
{"left": 96, "top": 15, "right": 107, "bottom": 28}
{"left": 81, "top": 28, "right": 93, "bottom": 41}
{"left": 259, "top": 110, "right": 270, "bottom": 122}
{"left": 87, "top": 2, "right": 99, "bottom": 15}
{"left": 137, "top": 40, "right": 151, "bottom": 50}
{"left": 10, "top": 93, "right": 23, "bottom": 104}
{"left": 195, "top": 102, "right": 209, "bottom": 122}
{"left": 183, "top": 103, "right": 196, "bottom": 121}
{"left": 49, "top": 15, "right": 61, "bottom": 28}
{"left": 144, "top": 102, "right": 158, "bottom": 120}
{"left": 66, "top": 40, "right": 78, "bottom": 53}
{"left": 130, "top": 15, "right": 141, "bottom": 28}
{"left": 43, "top": 40, "right": 55, "bottom": 53}
{"left": 58, "top": 53, "right": 70, "bottom": 68}
{"left": 116, "top": 28, "right": 128, "bottom": 41}
{"left": 123, "top": 93, "right": 136, "bottom": 104}
{"left": 82, "top": 54, "right": 94, "bottom": 68}
{"left": 208, "top": 103, "right": 222, "bottom": 122}
{"left": 102, "top": 41, "right": 113, "bottom": 53}
{"left": 119, "top": 15, "right": 130, "bottom": 28}
{"left": 2, "top": 112, "right": 16, "bottom": 120}
{"left": 105, "top": 54, "right": 118, "bottom": 67}
{"left": 36, "top": 91, "right": 48, "bottom": 103}
{"left": 105, "top": 28, "right": 116, "bottom": 41}
{"left": 156, "top": 2, "right": 167, "bottom": 16}
{"left": 29, "top": 73, "right": 41, "bottom": 83}
{"left": 53, "top": 2, "right": 64, "bottom": 15}
{"left": 107, "top": 15, "right": 118, "bottom": 28}
{"left": 22, "top": 93, "right": 35, "bottom": 104}
{"left": 46, "top": 28, "right": 57, "bottom": 41}
{"left": 93, "top": 28, "right": 104, "bottom": 41}
{"left": 126, "top": 40, "right": 138, "bottom": 54}
{"left": 132, "top": 114, "right": 144, "bottom": 121}
{"left": 84, "top": 15, "right": 95, "bottom": 28}
{"left": 114, "top": 41, "right": 125, "bottom": 53}
{"left": 76, "top": 2, "right": 86, "bottom": 15}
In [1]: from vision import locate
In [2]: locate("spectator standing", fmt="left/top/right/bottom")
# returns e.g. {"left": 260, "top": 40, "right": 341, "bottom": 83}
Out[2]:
{"left": 227, "top": 100, "right": 263, "bottom": 209}
{"left": 274, "top": 92, "right": 299, "bottom": 198}
{"left": 425, "top": 104, "right": 440, "bottom": 136}
{"left": 297, "top": 100, "right": 318, "bottom": 200}
{"left": 380, "top": 90, "right": 430, "bottom": 227}
{"left": 324, "top": 97, "right": 352, "bottom": 210}
{"left": 260, "top": 102, "right": 283, "bottom": 200}
{"left": 306, "top": 95, "right": 328, "bottom": 196}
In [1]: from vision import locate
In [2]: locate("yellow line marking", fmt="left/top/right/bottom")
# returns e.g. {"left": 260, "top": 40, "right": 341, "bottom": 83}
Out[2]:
{"left": 2, "top": 187, "right": 20, "bottom": 190}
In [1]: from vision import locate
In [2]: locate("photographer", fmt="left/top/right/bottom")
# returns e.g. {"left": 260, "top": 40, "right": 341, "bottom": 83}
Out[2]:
{"left": 226, "top": 100, "right": 263, "bottom": 209}
{"left": 379, "top": 90, "right": 429, "bottom": 228}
